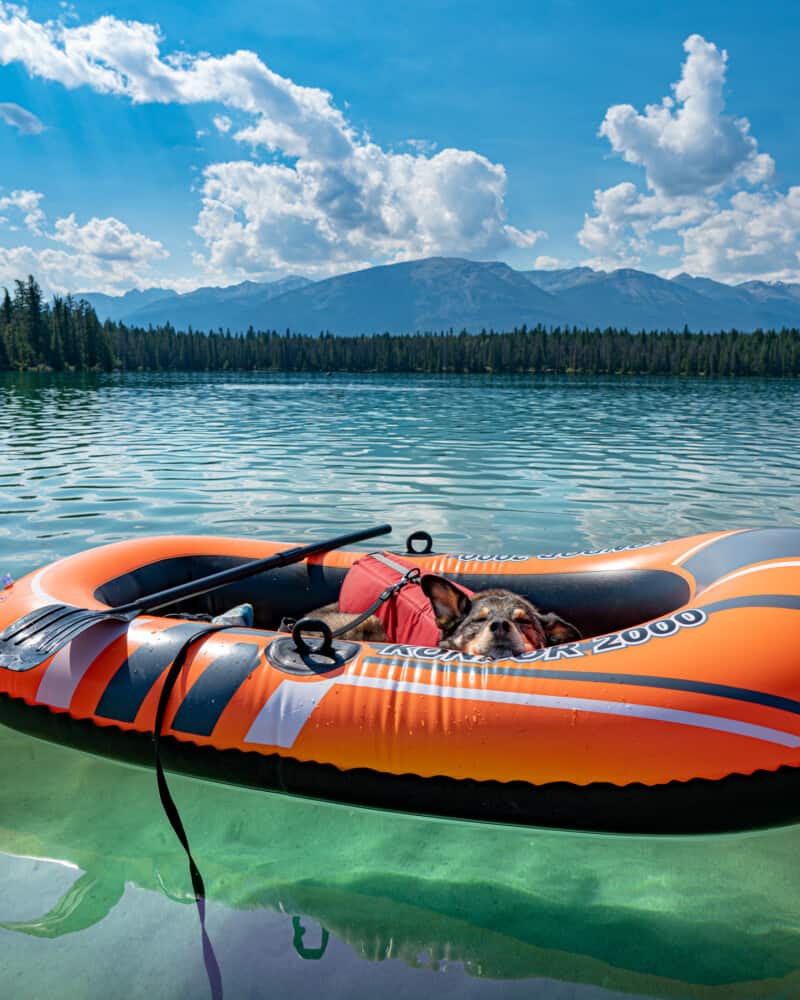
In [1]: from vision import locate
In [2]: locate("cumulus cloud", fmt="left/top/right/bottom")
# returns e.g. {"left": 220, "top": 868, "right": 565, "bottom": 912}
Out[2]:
{"left": 679, "top": 188, "right": 800, "bottom": 282}
{"left": 52, "top": 213, "right": 168, "bottom": 263}
{"left": 599, "top": 34, "right": 773, "bottom": 198}
{"left": 0, "top": 244, "right": 107, "bottom": 296}
{"left": 0, "top": 3, "right": 542, "bottom": 278}
{"left": 0, "top": 100, "right": 44, "bottom": 133}
{"left": 579, "top": 34, "right": 799, "bottom": 280}
{"left": 0, "top": 188, "right": 45, "bottom": 233}
{"left": 579, "top": 182, "right": 711, "bottom": 269}
{"left": 0, "top": 196, "right": 169, "bottom": 295}
{"left": 195, "top": 148, "right": 542, "bottom": 278}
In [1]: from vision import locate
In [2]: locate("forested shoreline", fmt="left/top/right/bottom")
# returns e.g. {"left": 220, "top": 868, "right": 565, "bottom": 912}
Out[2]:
{"left": 3, "top": 276, "right": 800, "bottom": 376}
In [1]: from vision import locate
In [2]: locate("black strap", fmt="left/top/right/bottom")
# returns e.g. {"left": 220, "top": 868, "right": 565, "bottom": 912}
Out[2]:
{"left": 281, "top": 567, "right": 421, "bottom": 640}
{"left": 152, "top": 623, "right": 226, "bottom": 999}
{"left": 331, "top": 565, "right": 421, "bottom": 637}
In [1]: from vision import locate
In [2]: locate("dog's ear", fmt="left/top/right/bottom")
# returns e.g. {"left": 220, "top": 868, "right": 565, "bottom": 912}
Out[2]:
{"left": 421, "top": 575, "right": 472, "bottom": 632}
{"left": 538, "top": 612, "right": 581, "bottom": 647}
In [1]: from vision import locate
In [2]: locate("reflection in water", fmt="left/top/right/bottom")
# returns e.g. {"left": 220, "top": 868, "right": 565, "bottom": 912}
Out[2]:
{"left": 2, "top": 371, "right": 800, "bottom": 998}
{"left": 1, "top": 726, "right": 798, "bottom": 998}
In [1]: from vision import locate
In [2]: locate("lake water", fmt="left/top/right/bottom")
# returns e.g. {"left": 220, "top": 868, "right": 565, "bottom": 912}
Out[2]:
{"left": 1, "top": 370, "right": 800, "bottom": 999}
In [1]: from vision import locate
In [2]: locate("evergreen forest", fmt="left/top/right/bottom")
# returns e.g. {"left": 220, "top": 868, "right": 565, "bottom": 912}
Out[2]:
{"left": 3, "top": 276, "right": 800, "bottom": 377}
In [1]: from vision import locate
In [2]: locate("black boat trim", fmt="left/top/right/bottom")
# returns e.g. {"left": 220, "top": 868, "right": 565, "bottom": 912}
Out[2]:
{"left": 2, "top": 690, "right": 799, "bottom": 835}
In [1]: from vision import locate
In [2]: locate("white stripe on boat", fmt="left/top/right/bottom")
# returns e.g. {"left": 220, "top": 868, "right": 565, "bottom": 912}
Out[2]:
{"left": 245, "top": 674, "right": 800, "bottom": 750}
{"left": 29, "top": 559, "right": 68, "bottom": 604}
{"left": 36, "top": 621, "right": 130, "bottom": 709}
{"left": 245, "top": 678, "right": 337, "bottom": 748}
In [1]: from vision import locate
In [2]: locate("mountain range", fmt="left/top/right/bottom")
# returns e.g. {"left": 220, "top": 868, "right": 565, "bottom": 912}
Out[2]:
{"left": 77, "top": 258, "right": 800, "bottom": 335}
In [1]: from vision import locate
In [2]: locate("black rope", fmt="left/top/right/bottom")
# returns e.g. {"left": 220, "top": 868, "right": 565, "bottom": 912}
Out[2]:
{"left": 152, "top": 623, "right": 227, "bottom": 1000}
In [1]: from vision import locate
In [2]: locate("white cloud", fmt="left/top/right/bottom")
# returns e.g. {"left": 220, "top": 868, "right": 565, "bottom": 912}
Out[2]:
{"left": 599, "top": 34, "right": 773, "bottom": 198}
{"left": 0, "top": 244, "right": 96, "bottom": 296}
{"left": 0, "top": 197, "right": 170, "bottom": 295}
{"left": 0, "top": 188, "right": 45, "bottom": 234}
{"left": 0, "top": 3, "right": 542, "bottom": 279}
{"left": 194, "top": 149, "right": 543, "bottom": 279}
{"left": 579, "top": 34, "right": 799, "bottom": 281}
{"left": 679, "top": 188, "right": 800, "bottom": 282}
{"left": 533, "top": 255, "right": 563, "bottom": 270}
{"left": 0, "top": 100, "right": 44, "bottom": 133}
{"left": 579, "top": 182, "right": 711, "bottom": 268}
{"left": 0, "top": 241, "right": 164, "bottom": 296}
{"left": 52, "top": 213, "right": 168, "bottom": 263}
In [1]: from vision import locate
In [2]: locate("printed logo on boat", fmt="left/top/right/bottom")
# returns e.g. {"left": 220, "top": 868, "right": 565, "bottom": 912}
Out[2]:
{"left": 455, "top": 540, "right": 667, "bottom": 562}
{"left": 535, "top": 540, "right": 667, "bottom": 560}
{"left": 584, "top": 608, "right": 706, "bottom": 656}
{"left": 373, "top": 608, "right": 707, "bottom": 663}
{"left": 455, "top": 553, "right": 531, "bottom": 563}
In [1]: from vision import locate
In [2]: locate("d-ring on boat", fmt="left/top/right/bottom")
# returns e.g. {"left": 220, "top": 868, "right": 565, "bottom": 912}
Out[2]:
{"left": 2, "top": 526, "right": 800, "bottom": 833}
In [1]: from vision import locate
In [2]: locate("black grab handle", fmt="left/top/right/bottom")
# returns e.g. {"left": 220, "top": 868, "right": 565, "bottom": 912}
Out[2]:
{"left": 405, "top": 530, "right": 433, "bottom": 555}
{"left": 292, "top": 618, "right": 336, "bottom": 658}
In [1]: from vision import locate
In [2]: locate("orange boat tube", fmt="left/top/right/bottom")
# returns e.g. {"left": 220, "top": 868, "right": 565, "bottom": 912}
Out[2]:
{"left": 2, "top": 528, "right": 800, "bottom": 832}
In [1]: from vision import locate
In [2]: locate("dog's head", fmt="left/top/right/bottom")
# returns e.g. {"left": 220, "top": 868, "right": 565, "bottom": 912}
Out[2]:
{"left": 421, "top": 577, "right": 581, "bottom": 659}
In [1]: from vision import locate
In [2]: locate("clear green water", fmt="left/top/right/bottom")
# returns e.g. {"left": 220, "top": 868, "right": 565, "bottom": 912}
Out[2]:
{"left": 1, "top": 370, "right": 800, "bottom": 999}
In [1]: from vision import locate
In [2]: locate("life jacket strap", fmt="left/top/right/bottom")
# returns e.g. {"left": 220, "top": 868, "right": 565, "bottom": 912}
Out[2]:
{"left": 278, "top": 561, "right": 421, "bottom": 638}
{"left": 330, "top": 564, "right": 420, "bottom": 637}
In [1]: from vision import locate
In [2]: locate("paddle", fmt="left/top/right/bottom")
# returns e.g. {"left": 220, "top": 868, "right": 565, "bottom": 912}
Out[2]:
{"left": 0, "top": 523, "right": 392, "bottom": 671}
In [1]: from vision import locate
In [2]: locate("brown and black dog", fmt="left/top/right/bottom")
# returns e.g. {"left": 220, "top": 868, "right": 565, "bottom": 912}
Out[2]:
{"left": 310, "top": 577, "right": 580, "bottom": 659}
{"left": 421, "top": 576, "right": 580, "bottom": 658}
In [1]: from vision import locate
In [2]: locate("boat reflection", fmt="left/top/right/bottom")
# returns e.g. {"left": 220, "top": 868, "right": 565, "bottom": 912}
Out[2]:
{"left": 1, "top": 725, "right": 798, "bottom": 998}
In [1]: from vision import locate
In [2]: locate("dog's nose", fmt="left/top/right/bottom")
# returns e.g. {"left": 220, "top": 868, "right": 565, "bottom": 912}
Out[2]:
{"left": 489, "top": 619, "right": 510, "bottom": 635}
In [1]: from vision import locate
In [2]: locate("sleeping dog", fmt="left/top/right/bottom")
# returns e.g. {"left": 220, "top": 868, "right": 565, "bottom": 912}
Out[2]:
{"left": 310, "top": 576, "right": 580, "bottom": 659}
{"left": 422, "top": 576, "right": 580, "bottom": 658}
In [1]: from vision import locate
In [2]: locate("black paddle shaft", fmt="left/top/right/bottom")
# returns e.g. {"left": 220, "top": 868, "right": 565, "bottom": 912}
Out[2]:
{"left": 111, "top": 523, "right": 393, "bottom": 615}
{"left": 0, "top": 523, "right": 392, "bottom": 672}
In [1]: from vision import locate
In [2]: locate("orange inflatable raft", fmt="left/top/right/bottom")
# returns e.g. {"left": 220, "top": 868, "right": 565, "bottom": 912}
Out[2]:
{"left": 2, "top": 528, "right": 800, "bottom": 832}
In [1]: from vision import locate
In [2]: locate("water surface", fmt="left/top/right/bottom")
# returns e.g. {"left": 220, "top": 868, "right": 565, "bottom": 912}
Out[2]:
{"left": 1, "top": 371, "right": 800, "bottom": 999}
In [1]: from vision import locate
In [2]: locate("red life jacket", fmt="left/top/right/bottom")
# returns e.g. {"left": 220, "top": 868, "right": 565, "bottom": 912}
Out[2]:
{"left": 338, "top": 552, "right": 473, "bottom": 646}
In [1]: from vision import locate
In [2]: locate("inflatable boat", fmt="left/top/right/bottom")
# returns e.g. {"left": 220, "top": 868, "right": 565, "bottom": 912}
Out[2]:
{"left": 2, "top": 527, "right": 800, "bottom": 832}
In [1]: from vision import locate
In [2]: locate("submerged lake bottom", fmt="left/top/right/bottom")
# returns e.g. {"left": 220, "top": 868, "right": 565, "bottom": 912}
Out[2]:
{"left": 2, "top": 371, "right": 800, "bottom": 998}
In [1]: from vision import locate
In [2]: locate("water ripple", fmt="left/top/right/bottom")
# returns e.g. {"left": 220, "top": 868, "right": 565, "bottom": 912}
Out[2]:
{"left": 1, "top": 370, "right": 799, "bottom": 575}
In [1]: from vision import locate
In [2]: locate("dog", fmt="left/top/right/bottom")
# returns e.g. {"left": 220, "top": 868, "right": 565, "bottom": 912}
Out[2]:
{"left": 308, "top": 576, "right": 580, "bottom": 659}
{"left": 421, "top": 576, "right": 581, "bottom": 658}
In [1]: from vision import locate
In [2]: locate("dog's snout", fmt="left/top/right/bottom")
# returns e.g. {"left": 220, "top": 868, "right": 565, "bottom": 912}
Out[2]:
{"left": 489, "top": 618, "right": 510, "bottom": 635}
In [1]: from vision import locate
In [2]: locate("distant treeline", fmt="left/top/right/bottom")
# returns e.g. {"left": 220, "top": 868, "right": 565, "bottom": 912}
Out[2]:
{"left": 1, "top": 277, "right": 115, "bottom": 372}
{"left": 3, "top": 276, "right": 800, "bottom": 376}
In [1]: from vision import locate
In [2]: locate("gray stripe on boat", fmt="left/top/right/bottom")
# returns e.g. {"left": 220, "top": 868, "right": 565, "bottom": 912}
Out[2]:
{"left": 171, "top": 642, "right": 262, "bottom": 736}
{"left": 701, "top": 594, "right": 800, "bottom": 614}
{"left": 94, "top": 622, "right": 201, "bottom": 723}
{"left": 682, "top": 528, "right": 800, "bottom": 591}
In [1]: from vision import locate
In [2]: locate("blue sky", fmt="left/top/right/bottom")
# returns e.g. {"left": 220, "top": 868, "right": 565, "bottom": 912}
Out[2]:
{"left": 1, "top": 0, "right": 798, "bottom": 294}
